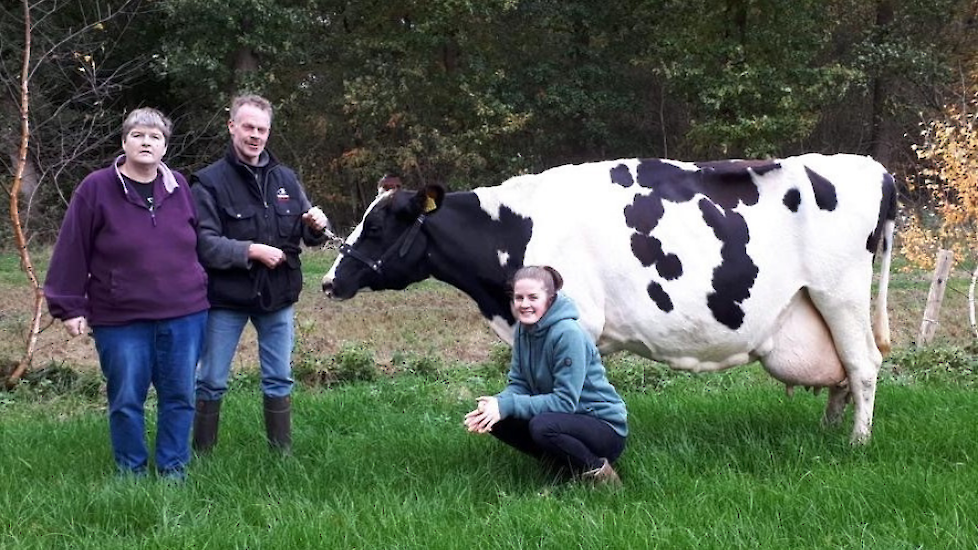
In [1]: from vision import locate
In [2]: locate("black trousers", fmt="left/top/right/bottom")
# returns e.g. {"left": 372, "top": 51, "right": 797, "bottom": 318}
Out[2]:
{"left": 490, "top": 412, "right": 625, "bottom": 472}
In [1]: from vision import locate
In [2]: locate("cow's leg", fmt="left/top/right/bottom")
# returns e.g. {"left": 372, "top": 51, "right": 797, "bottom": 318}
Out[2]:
{"left": 808, "top": 287, "right": 882, "bottom": 444}
{"left": 822, "top": 383, "right": 850, "bottom": 426}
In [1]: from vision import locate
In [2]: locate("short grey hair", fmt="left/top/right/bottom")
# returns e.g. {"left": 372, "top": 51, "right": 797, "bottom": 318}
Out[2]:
{"left": 230, "top": 94, "right": 274, "bottom": 123}
{"left": 122, "top": 107, "right": 172, "bottom": 143}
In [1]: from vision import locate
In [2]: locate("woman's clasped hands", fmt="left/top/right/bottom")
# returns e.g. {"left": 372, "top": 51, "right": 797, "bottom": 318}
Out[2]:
{"left": 463, "top": 396, "right": 501, "bottom": 434}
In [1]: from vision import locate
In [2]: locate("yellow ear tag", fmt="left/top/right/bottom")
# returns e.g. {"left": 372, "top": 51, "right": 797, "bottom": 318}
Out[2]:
{"left": 423, "top": 196, "right": 438, "bottom": 213}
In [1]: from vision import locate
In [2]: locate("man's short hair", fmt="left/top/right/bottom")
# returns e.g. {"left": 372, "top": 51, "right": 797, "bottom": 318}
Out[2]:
{"left": 230, "top": 94, "right": 274, "bottom": 122}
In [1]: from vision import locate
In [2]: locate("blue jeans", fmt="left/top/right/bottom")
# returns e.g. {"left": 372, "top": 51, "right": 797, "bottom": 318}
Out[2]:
{"left": 92, "top": 310, "right": 207, "bottom": 475}
{"left": 196, "top": 306, "right": 295, "bottom": 401}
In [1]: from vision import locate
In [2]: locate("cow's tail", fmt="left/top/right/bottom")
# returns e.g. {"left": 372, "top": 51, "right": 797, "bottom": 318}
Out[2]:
{"left": 872, "top": 171, "right": 897, "bottom": 355}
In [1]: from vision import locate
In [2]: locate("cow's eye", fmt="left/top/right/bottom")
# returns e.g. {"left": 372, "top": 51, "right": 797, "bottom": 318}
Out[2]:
{"left": 364, "top": 222, "right": 382, "bottom": 236}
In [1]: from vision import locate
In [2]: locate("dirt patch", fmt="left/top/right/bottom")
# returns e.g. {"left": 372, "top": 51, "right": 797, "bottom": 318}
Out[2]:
{"left": 0, "top": 280, "right": 500, "bottom": 374}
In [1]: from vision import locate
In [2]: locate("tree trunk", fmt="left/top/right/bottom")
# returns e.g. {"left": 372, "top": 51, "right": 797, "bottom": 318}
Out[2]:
{"left": 869, "top": 0, "right": 895, "bottom": 164}
{"left": 232, "top": 16, "right": 259, "bottom": 88}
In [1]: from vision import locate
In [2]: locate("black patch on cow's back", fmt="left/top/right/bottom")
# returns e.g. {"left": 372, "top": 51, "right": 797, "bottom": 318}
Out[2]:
{"left": 694, "top": 160, "right": 781, "bottom": 209}
{"left": 620, "top": 158, "right": 771, "bottom": 326}
{"left": 610, "top": 164, "right": 634, "bottom": 187}
{"left": 805, "top": 167, "right": 838, "bottom": 211}
{"left": 783, "top": 188, "right": 801, "bottom": 212}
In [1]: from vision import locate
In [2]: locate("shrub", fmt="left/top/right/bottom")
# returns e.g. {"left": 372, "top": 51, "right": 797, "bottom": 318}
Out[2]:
{"left": 14, "top": 361, "right": 102, "bottom": 400}
{"left": 885, "top": 345, "right": 978, "bottom": 388}
{"left": 390, "top": 350, "right": 445, "bottom": 379}
{"left": 331, "top": 342, "right": 378, "bottom": 383}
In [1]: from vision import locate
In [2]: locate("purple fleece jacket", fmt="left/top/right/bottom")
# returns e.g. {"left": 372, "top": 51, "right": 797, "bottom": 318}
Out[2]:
{"left": 44, "top": 156, "right": 209, "bottom": 326}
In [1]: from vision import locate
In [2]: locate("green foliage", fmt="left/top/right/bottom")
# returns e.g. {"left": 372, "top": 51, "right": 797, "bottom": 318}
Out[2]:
{"left": 330, "top": 341, "right": 379, "bottom": 383}
{"left": 158, "top": 0, "right": 314, "bottom": 97}
{"left": 646, "top": 0, "right": 863, "bottom": 157}
{"left": 294, "top": 341, "right": 379, "bottom": 386}
{"left": 885, "top": 345, "right": 978, "bottom": 389}
{"left": 5, "top": 0, "right": 977, "bottom": 238}
{"left": 17, "top": 362, "right": 102, "bottom": 398}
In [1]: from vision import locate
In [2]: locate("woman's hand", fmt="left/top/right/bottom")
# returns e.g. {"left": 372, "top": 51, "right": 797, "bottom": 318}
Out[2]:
{"left": 63, "top": 316, "right": 89, "bottom": 337}
{"left": 463, "top": 396, "right": 500, "bottom": 434}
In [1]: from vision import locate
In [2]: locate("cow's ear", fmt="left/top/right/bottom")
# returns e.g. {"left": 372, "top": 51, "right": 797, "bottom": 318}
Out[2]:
{"left": 416, "top": 185, "right": 445, "bottom": 215}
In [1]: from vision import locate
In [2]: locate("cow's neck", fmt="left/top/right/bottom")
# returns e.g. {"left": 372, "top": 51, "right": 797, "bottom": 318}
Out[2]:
{"left": 423, "top": 191, "right": 533, "bottom": 325}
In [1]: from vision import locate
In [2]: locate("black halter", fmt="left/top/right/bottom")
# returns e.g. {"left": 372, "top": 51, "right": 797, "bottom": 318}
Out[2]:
{"left": 338, "top": 214, "right": 427, "bottom": 275}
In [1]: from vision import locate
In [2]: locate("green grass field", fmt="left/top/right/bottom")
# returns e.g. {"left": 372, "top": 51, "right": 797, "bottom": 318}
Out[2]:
{"left": 2, "top": 368, "right": 978, "bottom": 549}
{"left": 2, "top": 249, "right": 978, "bottom": 549}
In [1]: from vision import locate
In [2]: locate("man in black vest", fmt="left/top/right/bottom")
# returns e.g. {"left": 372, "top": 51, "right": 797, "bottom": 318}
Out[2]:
{"left": 191, "top": 94, "right": 329, "bottom": 453}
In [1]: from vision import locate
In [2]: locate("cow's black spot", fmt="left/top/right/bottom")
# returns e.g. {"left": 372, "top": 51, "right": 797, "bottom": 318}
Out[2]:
{"left": 707, "top": 293, "right": 745, "bottom": 330}
{"left": 647, "top": 281, "right": 674, "bottom": 312}
{"left": 657, "top": 253, "right": 683, "bottom": 280}
{"left": 783, "top": 188, "right": 801, "bottom": 212}
{"left": 630, "top": 233, "right": 684, "bottom": 279}
{"left": 623, "top": 193, "right": 664, "bottom": 234}
{"left": 635, "top": 160, "right": 699, "bottom": 200}
{"left": 699, "top": 198, "right": 757, "bottom": 330}
{"left": 634, "top": 158, "right": 776, "bottom": 209}
{"left": 805, "top": 167, "right": 838, "bottom": 211}
{"left": 610, "top": 164, "right": 633, "bottom": 187}
{"left": 631, "top": 233, "right": 662, "bottom": 268}
{"left": 693, "top": 160, "right": 776, "bottom": 209}
{"left": 867, "top": 172, "right": 897, "bottom": 254}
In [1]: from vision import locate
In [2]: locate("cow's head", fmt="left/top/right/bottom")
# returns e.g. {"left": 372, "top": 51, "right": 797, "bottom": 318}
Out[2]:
{"left": 323, "top": 184, "right": 445, "bottom": 299}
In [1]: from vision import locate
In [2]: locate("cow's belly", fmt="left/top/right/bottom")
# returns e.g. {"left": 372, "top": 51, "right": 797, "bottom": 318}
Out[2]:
{"left": 600, "top": 320, "right": 763, "bottom": 373}
{"left": 597, "top": 290, "right": 845, "bottom": 386}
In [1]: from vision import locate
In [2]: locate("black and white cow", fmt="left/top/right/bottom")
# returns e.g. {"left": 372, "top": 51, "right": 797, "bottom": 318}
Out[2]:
{"left": 323, "top": 153, "right": 897, "bottom": 443}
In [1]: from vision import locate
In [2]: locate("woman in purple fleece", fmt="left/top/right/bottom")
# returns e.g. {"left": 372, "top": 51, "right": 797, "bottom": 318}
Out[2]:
{"left": 44, "top": 108, "right": 209, "bottom": 480}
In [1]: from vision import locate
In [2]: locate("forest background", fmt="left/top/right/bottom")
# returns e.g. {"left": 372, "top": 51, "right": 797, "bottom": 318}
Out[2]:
{"left": 1, "top": 0, "right": 976, "bottom": 249}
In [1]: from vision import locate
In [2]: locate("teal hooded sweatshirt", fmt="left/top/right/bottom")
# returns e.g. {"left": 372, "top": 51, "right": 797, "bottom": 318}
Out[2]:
{"left": 496, "top": 294, "right": 628, "bottom": 437}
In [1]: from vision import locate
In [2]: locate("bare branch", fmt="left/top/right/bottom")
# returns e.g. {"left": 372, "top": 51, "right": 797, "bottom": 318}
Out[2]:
{"left": 7, "top": 0, "right": 45, "bottom": 387}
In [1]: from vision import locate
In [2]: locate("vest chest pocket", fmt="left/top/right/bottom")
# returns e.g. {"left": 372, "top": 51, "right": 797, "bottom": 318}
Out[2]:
{"left": 273, "top": 201, "right": 301, "bottom": 238}
{"left": 222, "top": 205, "right": 259, "bottom": 240}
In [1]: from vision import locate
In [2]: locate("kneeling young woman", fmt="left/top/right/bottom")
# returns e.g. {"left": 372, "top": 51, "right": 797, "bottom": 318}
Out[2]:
{"left": 463, "top": 266, "right": 627, "bottom": 486}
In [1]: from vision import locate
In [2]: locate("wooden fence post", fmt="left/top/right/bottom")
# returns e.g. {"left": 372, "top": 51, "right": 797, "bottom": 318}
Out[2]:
{"left": 918, "top": 249, "right": 955, "bottom": 346}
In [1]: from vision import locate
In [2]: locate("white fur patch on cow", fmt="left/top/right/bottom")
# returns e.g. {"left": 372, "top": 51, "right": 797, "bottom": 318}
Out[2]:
{"left": 473, "top": 174, "right": 545, "bottom": 220}
{"left": 497, "top": 250, "right": 510, "bottom": 267}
